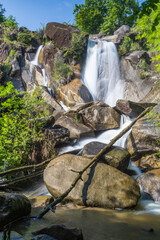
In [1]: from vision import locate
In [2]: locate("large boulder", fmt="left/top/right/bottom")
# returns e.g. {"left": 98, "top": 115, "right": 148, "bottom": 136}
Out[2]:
{"left": 0, "top": 193, "right": 31, "bottom": 231}
{"left": 57, "top": 79, "right": 93, "bottom": 107}
{"left": 120, "top": 56, "right": 155, "bottom": 102}
{"left": 41, "top": 90, "right": 62, "bottom": 111}
{"left": 65, "top": 101, "right": 120, "bottom": 131}
{"left": 44, "top": 154, "right": 140, "bottom": 209}
{"left": 141, "top": 80, "right": 160, "bottom": 103}
{"left": 21, "top": 68, "right": 35, "bottom": 92}
{"left": 125, "top": 51, "right": 151, "bottom": 65}
{"left": 135, "top": 154, "right": 160, "bottom": 171}
{"left": 116, "top": 99, "right": 156, "bottom": 117}
{"left": 114, "top": 25, "right": 130, "bottom": 37}
{"left": 82, "top": 141, "right": 130, "bottom": 171}
{"left": 32, "top": 224, "right": 83, "bottom": 240}
{"left": 137, "top": 169, "right": 160, "bottom": 201}
{"left": 54, "top": 115, "right": 95, "bottom": 138}
{"left": 45, "top": 22, "right": 79, "bottom": 49}
{"left": 126, "top": 105, "right": 160, "bottom": 157}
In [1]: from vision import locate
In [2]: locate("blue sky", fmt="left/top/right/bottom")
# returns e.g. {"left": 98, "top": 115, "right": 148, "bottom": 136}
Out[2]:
{"left": 0, "top": 0, "right": 85, "bottom": 31}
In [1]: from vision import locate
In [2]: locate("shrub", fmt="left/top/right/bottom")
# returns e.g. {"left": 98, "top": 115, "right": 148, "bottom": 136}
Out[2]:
{"left": 54, "top": 56, "right": 74, "bottom": 82}
{"left": 118, "top": 36, "right": 142, "bottom": 56}
{"left": 17, "top": 29, "right": 32, "bottom": 46}
{"left": 64, "top": 32, "right": 88, "bottom": 61}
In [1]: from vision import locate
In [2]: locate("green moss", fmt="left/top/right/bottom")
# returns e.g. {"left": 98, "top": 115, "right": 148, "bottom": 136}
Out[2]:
{"left": 54, "top": 56, "right": 74, "bottom": 82}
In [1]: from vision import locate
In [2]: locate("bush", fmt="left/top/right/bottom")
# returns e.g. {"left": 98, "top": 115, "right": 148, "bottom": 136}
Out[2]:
{"left": 0, "top": 82, "right": 50, "bottom": 170}
{"left": 64, "top": 32, "right": 88, "bottom": 61}
{"left": 17, "top": 29, "right": 32, "bottom": 46}
{"left": 118, "top": 36, "right": 142, "bottom": 56}
{"left": 54, "top": 56, "right": 74, "bottom": 82}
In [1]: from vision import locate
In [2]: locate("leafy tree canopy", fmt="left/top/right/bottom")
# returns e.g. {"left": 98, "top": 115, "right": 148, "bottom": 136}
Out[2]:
{"left": 73, "top": 0, "right": 140, "bottom": 34}
{"left": 0, "top": 3, "right": 5, "bottom": 23}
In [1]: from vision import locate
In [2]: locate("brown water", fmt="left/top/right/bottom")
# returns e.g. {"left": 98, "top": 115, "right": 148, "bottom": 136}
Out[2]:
{"left": 12, "top": 205, "right": 160, "bottom": 240}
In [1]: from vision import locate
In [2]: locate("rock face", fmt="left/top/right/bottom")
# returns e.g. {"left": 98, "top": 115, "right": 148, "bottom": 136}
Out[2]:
{"left": 135, "top": 154, "right": 160, "bottom": 171}
{"left": 137, "top": 169, "right": 160, "bottom": 201}
{"left": 21, "top": 68, "right": 35, "bottom": 92}
{"left": 45, "top": 22, "right": 79, "bottom": 49}
{"left": 126, "top": 105, "right": 160, "bottom": 156}
{"left": 114, "top": 25, "right": 130, "bottom": 37}
{"left": 44, "top": 154, "right": 140, "bottom": 209}
{"left": 0, "top": 42, "right": 9, "bottom": 62}
{"left": 125, "top": 51, "right": 151, "bottom": 65}
{"left": 54, "top": 116, "right": 95, "bottom": 138}
{"left": 82, "top": 142, "right": 130, "bottom": 171}
{"left": 57, "top": 79, "right": 93, "bottom": 107}
{"left": 0, "top": 193, "right": 31, "bottom": 231}
{"left": 65, "top": 101, "right": 120, "bottom": 130}
{"left": 32, "top": 224, "right": 83, "bottom": 240}
{"left": 116, "top": 99, "right": 156, "bottom": 117}
{"left": 120, "top": 56, "right": 155, "bottom": 102}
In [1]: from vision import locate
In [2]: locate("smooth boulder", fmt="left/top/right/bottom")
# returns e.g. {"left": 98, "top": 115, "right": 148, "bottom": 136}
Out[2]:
{"left": 126, "top": 105, "right": 160, "bottom": 156}
{"left": 0, "top": 193, "right": 31, "bottom": 231}
{"left": 82, "top": 141, "right": 130, "bottom": 171}
{"left": 135, "top": 154, "right": 160, "bottom": 171}
{"left": 137, "top": 169, "right": 160, "bottom": 201}
{"left": 44, "top": 154, "right": 140, "bottom": 209}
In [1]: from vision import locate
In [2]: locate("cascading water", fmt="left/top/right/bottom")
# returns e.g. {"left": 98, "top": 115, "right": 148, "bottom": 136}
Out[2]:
{"left": 82, "top": 40, "right": 124, "bottom": 107}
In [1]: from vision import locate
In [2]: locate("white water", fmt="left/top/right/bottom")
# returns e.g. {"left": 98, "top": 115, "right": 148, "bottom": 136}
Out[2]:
{"left": 31, "top": 45, "right": 43, "bottom": 66}
{"left": 82, "top": 40, "right": 123, "bottom": 107}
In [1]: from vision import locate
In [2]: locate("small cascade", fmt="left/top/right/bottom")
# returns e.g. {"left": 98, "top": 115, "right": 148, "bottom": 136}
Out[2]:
{"left": 82, "top": 40, "right": 123, "bottom": 107}
{"left": 31, "top": 45, "right": 43, "bottom": 66}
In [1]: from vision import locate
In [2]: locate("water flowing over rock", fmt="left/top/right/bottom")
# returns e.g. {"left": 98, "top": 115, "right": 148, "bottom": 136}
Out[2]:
{"left": 137, "top": 169, "right": 160, "bottom": 201}
{"left": 126, "top": 105, "right": 160, "bottom": 157}
{"left": 82, "top": 40, "right": 123, "bottom": 107}
{"left": 0, "top": 193, "right": 31, "bottom": 231}
{"left": 82, "top": 142, "right": 130, "bottom": 171}
{"left": 44, "top": 154, "right": 140, "bottom": 209}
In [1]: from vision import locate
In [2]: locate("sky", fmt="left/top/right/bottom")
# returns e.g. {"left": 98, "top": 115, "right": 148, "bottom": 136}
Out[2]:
{"left": 0, "top": 0, "right": 85, "bottom": 31}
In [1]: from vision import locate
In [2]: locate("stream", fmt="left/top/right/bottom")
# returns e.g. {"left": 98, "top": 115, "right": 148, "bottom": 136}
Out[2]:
{"left": 21, "top": 40, "right": 160, "bottom": 240}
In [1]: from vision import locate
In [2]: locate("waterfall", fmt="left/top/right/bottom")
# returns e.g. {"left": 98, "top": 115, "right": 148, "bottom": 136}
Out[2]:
{"left": 31, "top": 45, "right": 43, "bottom": 66}
{"left": 82, "top": 40, "right": 123, "bottom": 107}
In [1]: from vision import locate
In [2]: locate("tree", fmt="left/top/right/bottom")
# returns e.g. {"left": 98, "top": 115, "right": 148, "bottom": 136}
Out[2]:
{"left": 0, "top": 3, "right": 5, "bottom": 23}
{"left": 101, "top": 0, "right": 140, "bottom": 34}
{"left": 134, "top": 2, "right": 160, "bottom": 71}
{"left": 73, "top": 0, "right": 139, "bottom": 34}
{"left": 73, "top": 0, "right": 107, "bottom": 34}
{"left": 0, "top": 82, "right": 50, "bottom": 170}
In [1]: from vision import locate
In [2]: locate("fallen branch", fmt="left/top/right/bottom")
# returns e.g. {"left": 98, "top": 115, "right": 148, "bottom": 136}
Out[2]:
{"left": 0, "top": 158, "right": 55, "bottom": 178}
{"left": 36, "top": 107, "right": 151, "bottom": 219}
{"left": 0, "top": 170, "right": 43, "bottom": 187}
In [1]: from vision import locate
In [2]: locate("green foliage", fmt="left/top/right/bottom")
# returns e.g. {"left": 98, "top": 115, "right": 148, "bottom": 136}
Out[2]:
{"left": 64, "top": 32, "right": 88, "bottom": 61}
{"left": 0, "top": 3, "right": 5, "bottom": 23}
{"left": 100, "top": 0, "right": 139, "bottom": 35}
{"left": 118, "top": 36, "right": 142, "bottom": 56}
{"left": 73, "top": 0, "right": 107, "bottom": 34}
{"left": 4, "top": 15, "right": 18, "bottom": 28}
{"left": 134, "top": 2, "right": 160, "bottom": 71}
{"left": 54, "top": 56, "right": 74, "bottom": 82}
{"left": 73, "top": 0, "right": 139, "bottom": 34}
{"left": 0, "top": 82, "right": 50, "bottom": 170}
{"left": 17, "top": 28, "right": 32, "bottom": 47}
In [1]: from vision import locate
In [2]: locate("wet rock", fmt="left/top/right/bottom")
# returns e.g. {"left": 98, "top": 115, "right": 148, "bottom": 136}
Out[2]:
{"left": 0, "top": 193, "right": 31, "bottom": 231}
{"left": 137, "top": 169, "right": 160, "bottom": 201}
{"left": 32, "top": 224, "right": 83, "bottom": 240}
{"left": 45, "top": 22, "right": 79, "bottom": 49}
{"left": 44, "top": 154, "right": 140, "bottom": 209}
{"left": 126, "top": 105, "right": 160, "bottom": 157}
{"left": 31, "top": 65, "right": 44, "bottom": 86}
{"left": 57, "top": 79, "right": 93, "bottom": 107}
{"left": 29, "top": 195, "right": 54, "bottom": 208}
{"left": 116, "top": 99, "right": 156, "bottom": 117}
{"left": 54, "top": 115, "right": 94, "bottom": 138}
{"left": 82, "top": 141, "right": 130, "bottom": 171}
{"left": 41, "top": 90, "right": 62, "bottom": 110}
{"left": 135, "top": 154, "right": 160, "bottom": 171}
{"left": 21, "top": 68, "right": 35, "bottom": 91}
